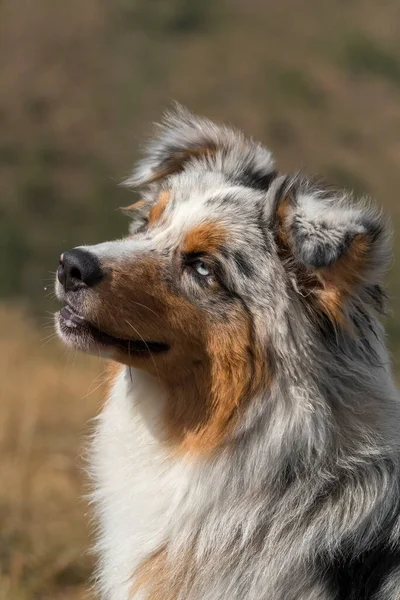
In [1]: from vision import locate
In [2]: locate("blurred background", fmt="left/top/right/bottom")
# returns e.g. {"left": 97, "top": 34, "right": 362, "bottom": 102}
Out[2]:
{"left": 1, "top": 0, "right": 400, "bottom": 598}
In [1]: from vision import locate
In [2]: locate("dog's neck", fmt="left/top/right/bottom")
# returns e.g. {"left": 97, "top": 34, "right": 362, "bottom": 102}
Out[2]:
{"left": 120, "top": 331, "right": 398, "bottom": 469}
{"left": 121, "top": 344, "right": 267, "bottom": 456}
{"left": 94, "top": 355, "right": 400, "bottom": 600}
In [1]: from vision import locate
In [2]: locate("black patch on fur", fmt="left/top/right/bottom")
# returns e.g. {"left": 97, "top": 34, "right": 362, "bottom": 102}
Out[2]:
{"left": 205, "top": 195, "right": 242, "bottom": 209}
{"left": 218, "top": 246, "right": 231, "bottom": 261}
{"left": 322, "top": 543, "right": 400, "bottom": 599}
{"left": 366, "top": 284, "right": 387, "bottom": 314}
{"left": 360, "top": 216, "right": 384, "bottom": 245}
{"left": 316, "top": 307, "right": 384, "bottom": 368}
{"left": 321, "top": 485, "right": 400, "bottom": 599}
{"left": 232, "top": 250, "right": 255, "bottom": 278}
{"left": 233, "top": 167, "right": 278, "bottom": 191}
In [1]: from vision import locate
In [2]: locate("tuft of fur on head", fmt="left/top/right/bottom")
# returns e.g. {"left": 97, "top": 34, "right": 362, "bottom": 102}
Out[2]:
{"left": 124, "top": 103, "right": 277, "bottom": 190}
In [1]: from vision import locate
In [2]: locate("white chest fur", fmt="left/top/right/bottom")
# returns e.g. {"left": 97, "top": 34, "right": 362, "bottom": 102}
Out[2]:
{"left": 90, "top": 367, "right": 186, "bottom": 600}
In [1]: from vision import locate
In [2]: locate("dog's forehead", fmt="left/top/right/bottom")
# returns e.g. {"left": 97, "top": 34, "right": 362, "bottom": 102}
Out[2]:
{"left": 165, "top": 173, "right": 265, "bottom": 229}
{"left": 145, "top": 179, "right": 264, "bottom": 257}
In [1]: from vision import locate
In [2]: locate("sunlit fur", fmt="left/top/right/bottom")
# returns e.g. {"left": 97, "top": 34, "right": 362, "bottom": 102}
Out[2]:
{"left": 56, "top": 107, "right": 400, "bottom": 599}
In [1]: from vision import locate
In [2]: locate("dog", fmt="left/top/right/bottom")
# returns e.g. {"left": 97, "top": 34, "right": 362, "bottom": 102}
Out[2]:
{"left": 55, "top": 106, "right": 400, "bottom": 599}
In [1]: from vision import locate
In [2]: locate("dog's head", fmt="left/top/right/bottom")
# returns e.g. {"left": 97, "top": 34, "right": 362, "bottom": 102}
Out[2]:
{"left": 55, "top": 106, "right": 390, "bottom": 452}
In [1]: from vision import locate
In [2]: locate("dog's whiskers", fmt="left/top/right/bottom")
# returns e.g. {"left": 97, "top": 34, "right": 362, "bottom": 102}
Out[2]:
{"left": 130, "top": 300, "right": 161, "bottom": 320}
{"left": 124, "top": 318, "right": 161, "bottom": 384}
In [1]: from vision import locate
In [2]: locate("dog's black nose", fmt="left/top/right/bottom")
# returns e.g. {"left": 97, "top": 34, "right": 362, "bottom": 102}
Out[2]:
{"left": 58, "top": 248, "right": 103, "bottom": 292}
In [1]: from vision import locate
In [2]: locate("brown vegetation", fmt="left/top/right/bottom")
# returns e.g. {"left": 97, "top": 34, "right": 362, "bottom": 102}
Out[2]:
{"left": 0, "top": 306, "right": 104, "bottom": 599}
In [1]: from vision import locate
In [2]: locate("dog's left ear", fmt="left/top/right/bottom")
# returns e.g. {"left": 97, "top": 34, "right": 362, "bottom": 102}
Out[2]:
{"left": 125, "top": 104, "right": 276, "bottom": 190}
{"left": 266, "top": 176, "right": 391, "bottom": 320}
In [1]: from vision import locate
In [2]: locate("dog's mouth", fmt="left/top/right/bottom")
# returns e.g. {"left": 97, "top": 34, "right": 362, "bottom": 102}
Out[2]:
{"left": 56, "top": 304, "right": 169, "bottom": 356}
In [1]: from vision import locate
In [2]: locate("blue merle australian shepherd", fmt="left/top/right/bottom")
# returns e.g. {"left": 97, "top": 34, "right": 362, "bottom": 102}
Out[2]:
{"left": 55, "top": 107, "right": 400, "bottom": 599}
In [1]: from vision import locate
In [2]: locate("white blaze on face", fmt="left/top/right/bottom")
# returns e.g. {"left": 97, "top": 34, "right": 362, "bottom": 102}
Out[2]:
{"left": 76, "top": 238, "right": 152, "bottom": 262}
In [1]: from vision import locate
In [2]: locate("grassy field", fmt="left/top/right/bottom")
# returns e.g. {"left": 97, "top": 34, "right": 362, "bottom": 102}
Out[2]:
{"left": 0, "top": 305, "right": 104, "bottom": 600}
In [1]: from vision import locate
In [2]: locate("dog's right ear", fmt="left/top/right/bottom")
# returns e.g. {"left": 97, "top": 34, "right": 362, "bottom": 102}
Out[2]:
{"left": 264, "top": 175, "right": 391, "bottom": 321}
{"left": 124, "top": 105, "right": 277, "bottom": 190}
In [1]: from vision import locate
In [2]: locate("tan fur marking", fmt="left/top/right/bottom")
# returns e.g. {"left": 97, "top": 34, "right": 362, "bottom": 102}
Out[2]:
{"left": 105, "top": 361, "right": 123, "bottom": 397}
{"left": 149, "top": 191, "right": 171, "bottom": 225}
{"left": 183, "top": 222, "right": 226, "bottom": 255}
{"left": 276, "top": 196, "right": 292, "bottom": 247}
{"left": 131, "top": 547, "right": 168, "bottom": 599}
{"left": 176, "top": 320, "right": 265, "bottom": 454}
{"left": 131, "top": 546, "right": 191, "bottom": 600}
{"left": 160, "top": 305, "right": 268, "bottom": 455}
{"left": 120, "top": 199, "right": 147, "bottom": 213}
{"left": 317, "top": 233, "right": 369, "bottom": 323}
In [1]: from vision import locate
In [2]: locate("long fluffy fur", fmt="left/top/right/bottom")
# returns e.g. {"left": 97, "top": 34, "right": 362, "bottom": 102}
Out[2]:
{"left": 57, "top": 107, "right": 400, "bottom": 599}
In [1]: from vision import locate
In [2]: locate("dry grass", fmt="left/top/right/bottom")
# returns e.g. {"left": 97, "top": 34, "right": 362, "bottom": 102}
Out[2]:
{"left": 0, "top": 305, "right": 106, "bottom": 600}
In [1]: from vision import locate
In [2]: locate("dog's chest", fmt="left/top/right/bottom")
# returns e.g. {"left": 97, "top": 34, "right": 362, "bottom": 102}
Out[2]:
{"left": 91, "top": 368, "right": 186, "bottom": 600}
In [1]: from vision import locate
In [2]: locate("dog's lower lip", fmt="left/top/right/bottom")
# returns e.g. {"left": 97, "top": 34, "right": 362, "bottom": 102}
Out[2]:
{"left": 60, "top": 304, "right": 86, "bottom": 325}
{"left": 58, "top": 305, "right": 169, "bottom": 354}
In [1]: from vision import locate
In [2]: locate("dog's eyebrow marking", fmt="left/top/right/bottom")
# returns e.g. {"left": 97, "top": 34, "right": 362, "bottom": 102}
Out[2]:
{"left": 149, "top": 190, "right": 171, "bottom": 225}
{"left": 182, "top": 222, "right": 227, "bottom": 255}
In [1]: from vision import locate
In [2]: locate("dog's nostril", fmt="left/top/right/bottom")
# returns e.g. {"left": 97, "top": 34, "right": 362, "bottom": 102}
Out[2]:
{"left": 59, "top": 248, "right": 103, "bottom": 292}
{"left": 70, "top": 265, "right": 82, "bottom": 281}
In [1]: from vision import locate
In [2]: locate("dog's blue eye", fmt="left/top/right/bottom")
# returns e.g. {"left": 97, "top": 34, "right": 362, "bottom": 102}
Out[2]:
{"left": 193, "top": 260, "right": 211, "bottom": 277}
